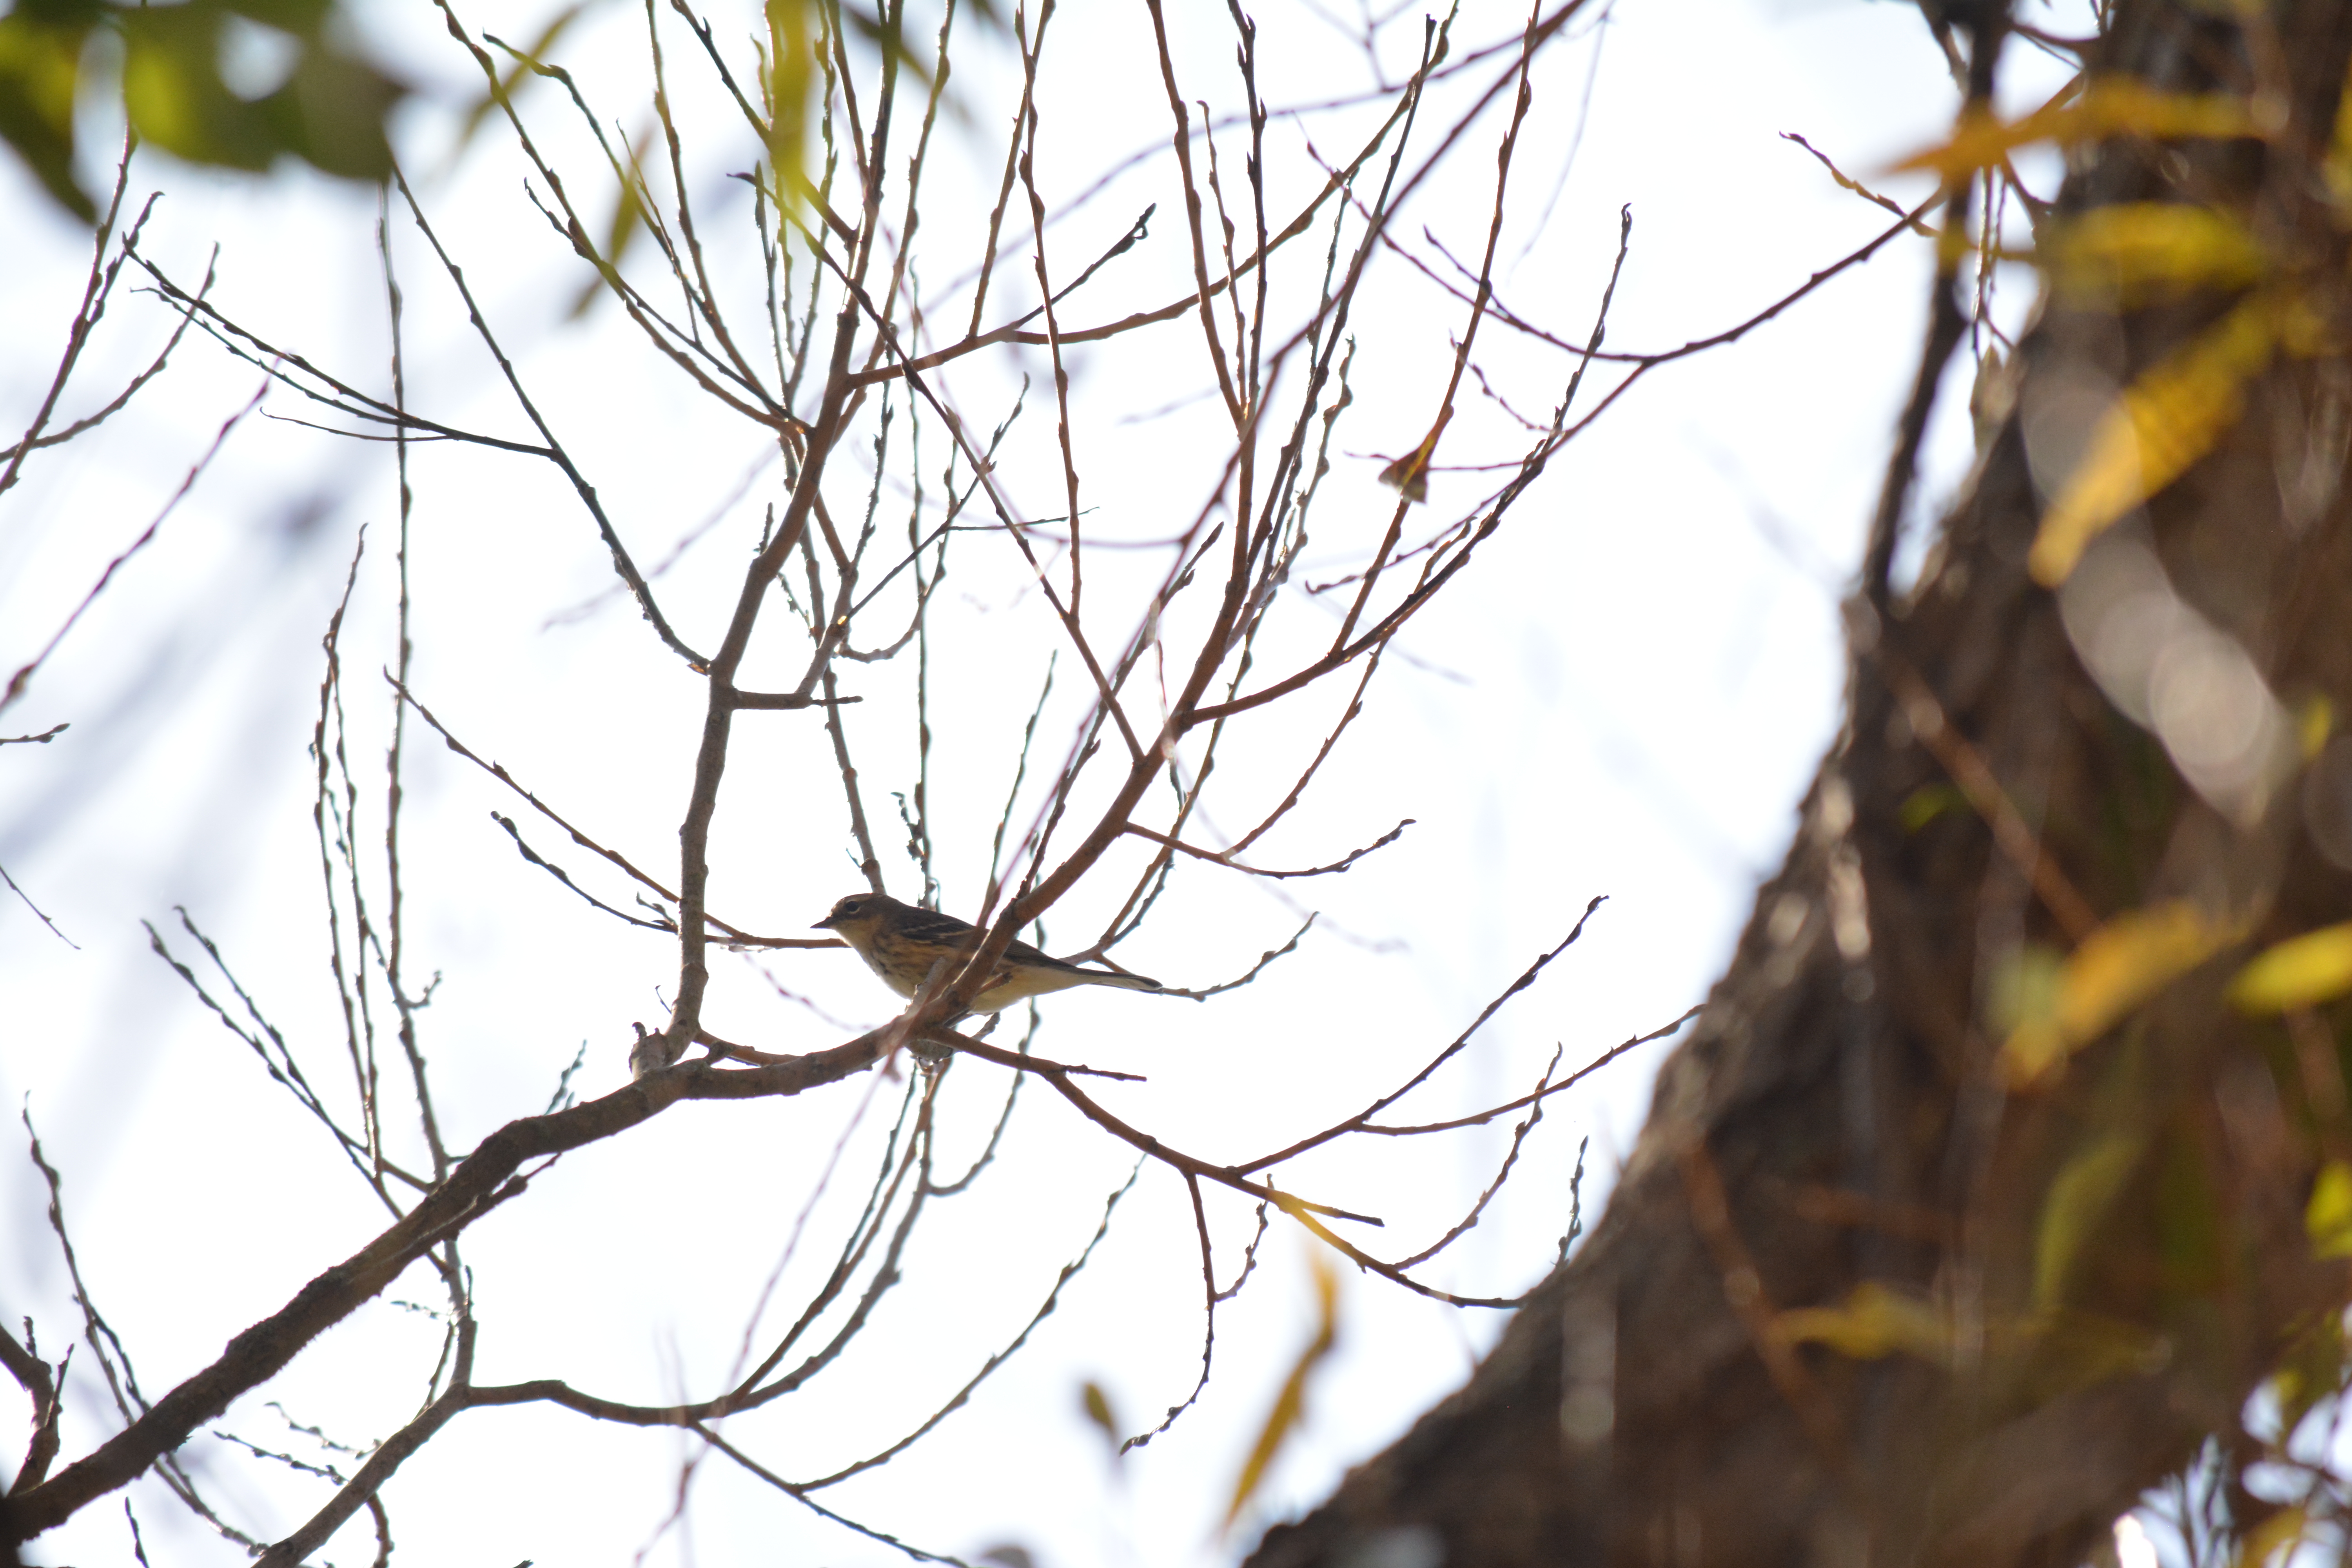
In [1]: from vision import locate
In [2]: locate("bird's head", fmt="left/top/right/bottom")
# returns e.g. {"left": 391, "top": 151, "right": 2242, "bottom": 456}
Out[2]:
{"left": 815, "top": 893, "right": 889, "bottom": 937}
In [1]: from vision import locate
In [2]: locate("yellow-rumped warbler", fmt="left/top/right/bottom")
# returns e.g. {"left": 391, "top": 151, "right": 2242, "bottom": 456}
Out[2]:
{"left": 814, "top": 893, "right": 1166, "bottom": 1013}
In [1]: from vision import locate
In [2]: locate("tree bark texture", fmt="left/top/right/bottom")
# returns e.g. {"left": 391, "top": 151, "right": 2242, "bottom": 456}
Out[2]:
{"left": 1248, "top": 4, "right": 2352, "bottom": 1564}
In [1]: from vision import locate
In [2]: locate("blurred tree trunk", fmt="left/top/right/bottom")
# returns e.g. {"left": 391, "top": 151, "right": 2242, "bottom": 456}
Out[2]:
{"left": 1248, "top": 3, "right": 2352, "bottom": 1564}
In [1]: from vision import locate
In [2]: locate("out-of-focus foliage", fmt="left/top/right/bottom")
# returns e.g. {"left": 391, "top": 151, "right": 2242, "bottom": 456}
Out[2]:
{"left": 2305, "top": 1161, "right": 2352, "bottom": 1259}
{"left": 1223, "top": 1251, "right": 1340, "bottom": 1534}
{"left": 1893, "top": 78, "right": 2352, "bottom": 584}
{"left": 2039, "top": 203, "right": 2270, "bottom": 309}
{"left": 2029, "top": 289, "right": 2303, "bottom": 585}
{"left": 1895, "top": 76, "right": 2263, "bottom": 182}
{"left": 2231, "top": 922, "right": 2352, "bottom": 1015}
{"left": 0, "top": 0, "right": 403, "bottom": 221}
{"left": 1999, "top": 902, "right": 2239, "bottom": 1087}
{"left": 1776, "top": 1281, "right": 1953, "bottom": 1363}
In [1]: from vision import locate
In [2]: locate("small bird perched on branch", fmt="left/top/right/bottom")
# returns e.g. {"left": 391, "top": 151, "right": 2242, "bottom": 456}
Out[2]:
{"left": 815, "top": 892, "right": 1167, "bottom": 1013}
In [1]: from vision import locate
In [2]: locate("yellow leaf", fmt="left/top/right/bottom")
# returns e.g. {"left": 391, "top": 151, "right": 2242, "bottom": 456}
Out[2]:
{"left": 2029, "top": 294, "right": 2278, "bottom": 586}
{"left": 2299, "top": 693, "right": 2335, "bottom": 761}
{"left": 2268, "top": 1312, "right": 2349, "bottom": 1431}
{"left": 2058, "top": 902, "right": 2232, "bottom": 1038}
{"left": 2237, "top": 1506, "right": 2310, "bottom": 1567}
{"left": 2275, "top": 290, "right": 2337, "bottom": 358}
{"left": 766, "top": 0, "right": 815, "bottom": 205}
{"left": 2025, "top": 1308, "right": 2174, "bottom": 1386}
{"left": 1775, "top": 1282, "right": 1949, "bottom": 1362}
{"left": 2328, "top": 54, "right": 2352, "bottom": 214}
{"left": 1898, "top": 79, "right": 2262, "bottom": 181}
{"left": 1079, "top": 1379, "right": 1120, "bottom": 1442}
{"left": 1223, "top": 1250, "right": 1339, "bottom": 1531}
{"left": 2002, "top": 1018, "right": 2069, "bottom": 1087}
{"left": 2034, "top": 1131, "right": 2147, "bottom": 1312}
{"left": 2307, "top": 1161, "right": 2352, "bottom": 1258}
{"left": 452, "top": 5, "right": 587, "bottom": 165}
{"left": 1899, "top": 782, "right": 1969, "bottom": 832}
{"left": 2041, "top": 204, "right": 2268, "bottom": 307}
{"left": 2229, "top": 922, "right": 2352, "bottom": 1015}
{"left": 568, "top": 118, "right": 655, "bottom": 319}
{"left": 2001, "top": 903, "right": 2235, "bottom": 1086}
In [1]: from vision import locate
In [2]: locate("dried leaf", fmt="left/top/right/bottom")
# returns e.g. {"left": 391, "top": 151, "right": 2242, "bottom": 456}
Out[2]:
{"left": 1376, "top": 451, "right": 1429, "bottom": 504}
{"left": 2230, "top": 922, "right": 2352, "bottom": 1016}
{"left": 2029, "top": 294, "right": 2279, "bottom": 586}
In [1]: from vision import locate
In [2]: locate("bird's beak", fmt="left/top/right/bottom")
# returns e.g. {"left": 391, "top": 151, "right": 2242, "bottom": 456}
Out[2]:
{"left": 812, "top": 915, "right": 837, "bottom": 930}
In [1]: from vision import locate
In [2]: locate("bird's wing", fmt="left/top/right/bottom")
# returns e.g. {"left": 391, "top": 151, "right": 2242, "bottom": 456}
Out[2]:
{"left": 1005, "top": 941, "right": 1161, "bottom": 990}
{"left": 895, "top": 906, "right": 981, "bottom": 944}
{"left": 909, "top": 907, "right": 1151, "bottom": 985}
{"left": 1000, "top": 935, "right": 1099, "bottom": 975}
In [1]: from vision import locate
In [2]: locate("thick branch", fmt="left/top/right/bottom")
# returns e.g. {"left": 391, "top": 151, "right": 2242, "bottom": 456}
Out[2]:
{"left": 3, "top": 1035, "right": 889, "bottom": 1542}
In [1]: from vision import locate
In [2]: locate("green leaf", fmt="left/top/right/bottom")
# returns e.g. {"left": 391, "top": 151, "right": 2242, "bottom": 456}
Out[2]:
{"left": 117, "top": 0, "right": 400, "bottom": 181}
{"left": 222, "top": 0, "right": 333, "bottom": 38}
{"left": 121, "top": 3, "right": 276, "bottom": 171}
{"left": 0, "top": 0, "right": 403, "bottom": 219}
{"left": 766, "top": 0, "right": 811, "bottom": 201}
{"left": 2269, "top": 1312, "right": 2349, "bottom": 1434}
{"left": 567, "top": 118, "right": 652, "bottom": 319}
{"left": 0, "top": 9, "right": 96, "bottom": 220}
{"left": 11, "top": 0, "right": 112, "bottom": 25}
{"left": 1899, "top": 782, "right": 1969, "bottom": 833}
{"left": 2154, "top": 1128, "right": 2223, "bottom": 1292}
{"left": 261, "top": 36, "right": 399, "bottom": 180}
{"left": 2034, "top": 1131, "right": 2147, "bottom": 1312}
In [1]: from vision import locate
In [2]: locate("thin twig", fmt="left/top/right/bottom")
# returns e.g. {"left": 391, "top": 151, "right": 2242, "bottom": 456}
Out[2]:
{"left": 2, "top": 381, "right": 268, "bottom": 716}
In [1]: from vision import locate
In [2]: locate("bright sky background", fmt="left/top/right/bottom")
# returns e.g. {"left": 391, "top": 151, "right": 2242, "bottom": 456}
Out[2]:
{"left": 0, "top": 2, "right": 2080, "bottom": 1564}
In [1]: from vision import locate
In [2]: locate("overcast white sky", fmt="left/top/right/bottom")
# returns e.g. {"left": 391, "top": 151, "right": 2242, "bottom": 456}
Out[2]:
{"left": 0, "top": 2, "right": 2081, "bottom": 1564}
